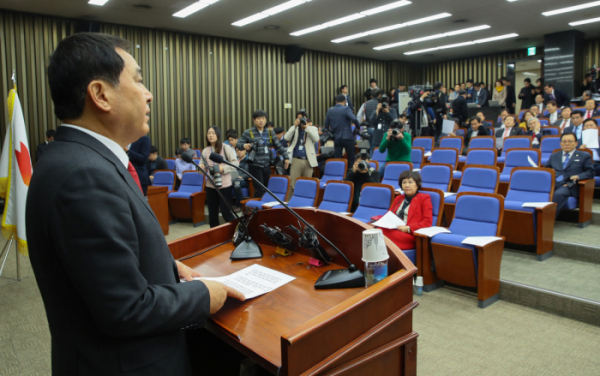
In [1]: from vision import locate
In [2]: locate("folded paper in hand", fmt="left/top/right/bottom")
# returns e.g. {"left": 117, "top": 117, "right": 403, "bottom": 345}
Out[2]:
{"left": 372, "top": 211, "right": 405, "bottom": 229}
{"left": 461, "top": 236, "right": 502, "bottom": 247}
{"left": 522, "top": 202, "right": 553, "bottom": 208}
{"left": 414, "top": 226, "right": 451, "bottom": 237}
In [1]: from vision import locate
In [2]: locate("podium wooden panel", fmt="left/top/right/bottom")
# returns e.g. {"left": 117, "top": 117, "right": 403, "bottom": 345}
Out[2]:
{"left": 169, "top": 208, "right": 418, "bottom": 376}
{"left": 146, "top": 186, "right": 169, "bottom": 235}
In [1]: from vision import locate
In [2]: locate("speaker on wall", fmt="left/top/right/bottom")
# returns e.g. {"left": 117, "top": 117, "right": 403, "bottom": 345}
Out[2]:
{"left": 75, "top": 20, "right": 101, "bottom": 33}
{"left": 285, "top": 46, "right": 305, "bottom": 64}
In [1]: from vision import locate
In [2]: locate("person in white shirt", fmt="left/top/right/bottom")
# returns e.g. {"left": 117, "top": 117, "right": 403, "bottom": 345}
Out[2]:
{"left": 534, "top": 94, "right": 545, "bottom": 114}
{"left": 555, "top": 106, "right": 572, "bottom": 132}
{"left": 545, "top": 100, "right": 560, "bottom": 124}
{"left": 579, "top": 119, "right": 600, "bottom": 176}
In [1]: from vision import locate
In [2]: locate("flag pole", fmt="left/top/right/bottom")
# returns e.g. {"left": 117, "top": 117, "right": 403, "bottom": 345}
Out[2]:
{"left": 0, "top": 233, "right": 16, "bottom": 279}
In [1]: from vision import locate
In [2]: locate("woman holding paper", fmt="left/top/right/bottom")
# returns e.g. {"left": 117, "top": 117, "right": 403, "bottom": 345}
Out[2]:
{"left": 375, "top": 171, "right": 433, "bottom": 250}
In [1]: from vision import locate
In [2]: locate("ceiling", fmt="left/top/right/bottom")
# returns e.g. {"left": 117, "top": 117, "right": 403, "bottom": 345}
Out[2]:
{"left": 3, "top": 0, "right": 600, "bottom": 63}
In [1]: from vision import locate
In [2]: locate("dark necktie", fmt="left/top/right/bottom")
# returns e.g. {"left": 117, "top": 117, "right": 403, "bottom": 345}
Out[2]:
{"left": 127, "top": 161, "right": 143, "bottom": 193}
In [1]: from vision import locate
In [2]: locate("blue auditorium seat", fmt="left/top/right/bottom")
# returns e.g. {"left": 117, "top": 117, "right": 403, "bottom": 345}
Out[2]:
{"left": 405, "top": 187, "right": 445, "bottom": 265}
{"left": 411, "top": 147, "right": 424, "bottom": 170}
{"left": 539, "top": 119, "right": 549, "bottom": 127}
{"left": 320, "top": 159, "right": 347, "bottom": 189}
{"left": 166, "top": 158, "right": 176, "bottom": 170}
{"left": 272, "top": 178, "right": 317, "bottom": 209}
{"left": 372, "top": 149, "right": 387, "bottom": 173}
{"left": 413, "top": 137, "right": 434, "bottom": 154}
{"left": 455, "top": 128, "right": 465, "bottom": 137}
{"left": 499, "top": 149, "right": 540, "bottom": 183}
{"left": 421, "top": 164, "right": 452, "bottom": 192}
{"left": 318, "top": 181, "right": 353, "bottom": 213}
{"left": 497, "top": 137, "right": 532, "bottom": 164}
{"left": 430, "top": 148, "right": 458, "bottom": 170}
{"left": 446, "top": 166, "right": 499, "bottom": 205}
{"left": 454, "top": 149, "right": 497, "bottom": 179}
{"left": 244, "top": 175, "right": 289, "bottom": 210}
{"left": 381, "top": 162, "right": 413, "bottom": 190}
{"left": 168, "top": 173, "right": 204, "bottom": 199}
{"left": 540, "top": 136, "right": 560, "bottom": 164}
{"left": 352, "top": 184, "right": 393, "bottom": 223}
{"left": 168, "top": 172, "right": 206, "bottom": 226}
{"left": 152, "top": 171, "right": 175, "bottom": 191}
{"left": 194, "top": 149, "right": 202, "bottom": 158}
{"left": 439, "top": 137, "right": 463, "bottom": 153}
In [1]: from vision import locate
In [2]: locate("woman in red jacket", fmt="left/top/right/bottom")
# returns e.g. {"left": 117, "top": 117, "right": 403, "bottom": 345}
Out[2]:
{"left": 381, "top": 170, "right": 433, "bottom": 250}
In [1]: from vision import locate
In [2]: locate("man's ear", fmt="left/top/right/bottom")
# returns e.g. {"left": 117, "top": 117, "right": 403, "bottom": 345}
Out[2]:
{"left": 87, "top": 80, "right": 112, "bottom": 113}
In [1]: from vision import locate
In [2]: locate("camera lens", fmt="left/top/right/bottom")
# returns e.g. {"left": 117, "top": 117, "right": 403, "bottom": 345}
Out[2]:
{"left": 358, "top": 161, "right": 367, "bottom": 171}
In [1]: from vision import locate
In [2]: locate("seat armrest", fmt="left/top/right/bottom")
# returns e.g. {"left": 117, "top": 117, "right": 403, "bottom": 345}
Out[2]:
{"left": 190, "top": 191, "right": 206, "bottom": 198}
{"left": 474, "top": 237, "right": 505, "bottom": 252}
{"left": 241, "top": 198, "right": 260, "bottom": 205}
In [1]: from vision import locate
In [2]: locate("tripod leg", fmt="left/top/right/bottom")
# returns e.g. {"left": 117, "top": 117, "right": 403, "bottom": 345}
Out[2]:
{"left": 0, "top": 236, "right": 14, "bottom": 278}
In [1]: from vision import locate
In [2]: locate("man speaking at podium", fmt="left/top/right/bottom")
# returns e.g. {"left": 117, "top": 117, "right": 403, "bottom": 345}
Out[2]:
{"left": 26, "top": 33, "right": 243, "bottom": 375}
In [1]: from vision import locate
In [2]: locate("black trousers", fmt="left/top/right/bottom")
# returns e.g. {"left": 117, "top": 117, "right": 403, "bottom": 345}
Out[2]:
{"left": 553, "top": 185, "right": 576, "bottom": 219}
{"left": 248, "top": 165, "right": 271, "bottom": 198}
{"left": 334, "top": 138, "right": 356, "bottom": 170}
{"left": 141, "top": 184, "right": 148, "bottom": 196}
{"left": 206, "top": 186, "right": 236, "bottom": 228}
{"left": 594, "top": 162, "right": 600, "bottom": 177}
{"left": 233, "top": 179, "right": 249, "bottom": 205}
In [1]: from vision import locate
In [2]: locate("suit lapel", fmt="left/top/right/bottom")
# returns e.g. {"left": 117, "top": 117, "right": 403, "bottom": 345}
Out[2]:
{"left": 565, "top": 151, "right": 579, "bottom": 170}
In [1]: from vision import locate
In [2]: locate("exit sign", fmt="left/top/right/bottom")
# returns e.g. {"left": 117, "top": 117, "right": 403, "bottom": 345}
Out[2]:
{"left": 528, "top": 47, "right": 536, "bottom": 56}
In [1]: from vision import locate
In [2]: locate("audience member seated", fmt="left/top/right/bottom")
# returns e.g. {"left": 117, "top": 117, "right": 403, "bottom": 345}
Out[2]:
{"left": 519, "top": 111, "right": 534, "bottom": 131}
{"left": 526, "top": 117, "right": 551, "bottom": 149}
{"left": 564, "top": 111, "right": 585, "bottom": 147}
{"left": 377, "top": 171, "right": 432, "bottom": 250}
{"left": 175, "top": 137, "right": 196, "bottom": 160}
{"left": 496, "top": 109, "right": 509, "bottom": 128}
{"left": 146, "top": 145, "right": 168, "bottom": 182}
{"left": 545, "top": 100, "right": 560, "bottom": 124}
{"left": 582, "top": 99, "right": 600, "bottom": 120}
{"left": 555, "top": 106, "right": 572, "bottom": 132}
{"left": 545, "top": 132, "right": 595, "bottom": 217}
{"left": 175, "top": 157, "right": 196, "bottom": 188}
{"left": 275, "top": 126, "right": 288, "bottom": 148}
{"left": 476, "top": 111, "right": 492, "bottom": 128}
{"left": 127, "top": 135, "right": 151, "bottom": 195}
{"left": 544, "top": 83, "right": 569, "bottom": 108}
{"left": 577, "top": 90, "right": 593, "bottom": 107}
{"left": 378, "top": 120, "right": 412, "bottom": 175}
{"left": 444, "top": 119, "right": 462, "bottom": 137}
{"left": 344, "top": 152, "right": 380, "bottom": 212}
{"left": 529, "top": 104, "right": 541, "bottom": 119}
{"left": 533, "top": 94, "right": 545, "bottom": 114}
{"left": 463, "top": 117, "right": 490, "bottom": 155}
{"left": 36, "top": 129, "right": 55, "bottom": 162}
{"left": 580, "top": 119, "right": 600, "bottom": 176}
{"left": 492, "top": 79, "right": 506, "bottom": 108}
{"left": 496, "top": 115, "right": 524, "bottom": 152}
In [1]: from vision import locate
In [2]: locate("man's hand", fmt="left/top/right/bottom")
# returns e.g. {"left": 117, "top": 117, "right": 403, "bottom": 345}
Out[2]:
{"left": 352, "top": 160, "right": 359, "bottom": 173}
{"left": 449, "top": 132, "right": 456, "bottom": 137}
{"left": 294, "top": 118, "right": 300, "bottom": 127}
{"left": 383, "top": 107, "right": 389, "bottom": 113}
{"left": 443, "top": 115, "right": 447, "bottom": 120}
{"left": 244, "top": 143, "right": 252, "bottom": 151}
{"left": 397, "top": 226, "right": 410, "bottom": 233}
{"left": 512, "top": 103, "right": 516, "bottom": 108}
{"left": 219, "top": 165, "right": 225, "bottom": 173}
{"left": 124, "top": 147, "right": 129, "bottom": 153}
{"left": 570, "top": 175, "right": 580, "bottom": 182}
{"left": 176, "top": 260, "right": 202, "bottom": 281}
{"left": 386, "top": 133, "right": 392, "bottom": 141}
{"left": 149, "top": 175, "right": 154, "bottom": 180}
{"left": 396, "top": 132, "right": 404, "bottom": 140}
{"left": 581, "top": 144, "right": 587, "bottom": 149}
{"left": 284, "top": 159, "right": 290, "bottom": 169}
{"left": 203, "top": 280, "right": 246, "bottom": 314}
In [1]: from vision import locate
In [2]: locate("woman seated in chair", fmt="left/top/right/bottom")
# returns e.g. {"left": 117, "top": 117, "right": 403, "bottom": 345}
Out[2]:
{"left": 380, "top": 171, "right": 432, "bottom": 250}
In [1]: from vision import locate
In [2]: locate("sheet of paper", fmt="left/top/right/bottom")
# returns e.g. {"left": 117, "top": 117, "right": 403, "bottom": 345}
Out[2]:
{"left": 413, "top": 168, "right": 421, "bottom": 172}
{"left": 414, "top": 226, "right": 451, "bottom": 237}
{"left": 372, "top": 211, "right": 405, "bottom": 229}
{"left": 442, "top": 119, "right": 455, "bottom": 135}
{"left": 339, "top": 212, "right": 352, "bottom": 215}
{"left": 461, "top": 236, "right": 502, "bottom": 247}
{"left": 395, "top": 188, "right": 404, "bottom": 194}
{"left": 424, "top": 151, "right": 432, "bottom": 157}
{"left": 182, "top": 264, "right": 295, "bottom": 299}
{"left": 496, "top": 137, "right": 504, "bottom": 150}
{"left": 582, "top": 129, "right": 600, "bottom": 149}
{"left": 527, "top": 156, "right": 538, "bottom": 167}
{"left": 444, "top": 192, "right": 456, "bottom": 198}
{"left": 522, "top": 202, "right": 554, "bottom": 208}
{"left": 262, "top": 201, "right": 285, "bottom": 208}
{"left": 295, "top": 206, "right": 315, "bottom": 209}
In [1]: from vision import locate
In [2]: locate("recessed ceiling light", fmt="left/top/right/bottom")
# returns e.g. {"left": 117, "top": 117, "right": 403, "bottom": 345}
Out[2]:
{"left": 88, "top": 0, "right": 109, "bottom": 5}
{"left": 403, "top": 33, "right": 518, "bottom": 54}
{"left": 373, "top": 25, "right": 490, "bottom": 50}
{"left": 291, "top": 1, "right": 413, "bottom": 36}
{"left": 569, "top": 16, "right": 600, "bottom": 25}
{"left": 542, "top": 1, "right": 600, "bottom": 16}
{"left": 232, "top": 0, "right": 312, "bottom": 26}
{"left": 173, "top": 0, "right": 219, "bottom": 18}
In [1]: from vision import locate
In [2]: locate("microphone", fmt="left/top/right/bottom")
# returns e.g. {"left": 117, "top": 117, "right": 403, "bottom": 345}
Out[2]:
{"left": 180, "top": 153, "right": 262, "bottom": 260}
{"left": 209, "top": 152, "right": 364, "bottom": 289}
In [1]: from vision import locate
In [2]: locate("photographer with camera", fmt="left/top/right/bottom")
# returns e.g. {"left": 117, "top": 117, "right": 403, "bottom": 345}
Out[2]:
{"left": 285, "top": 116, "right": 319, "bottom": 189}
{"left": 325, "top": 95, "right": 361, "bottom": 169}
{"left": 407, "top": 90, "right": 434, "bottom": 137}
{"left": 369, "top": 94, "right": 398, "bottom": 156}
{"left": 378, "top": 119, "right": 412, "bottom": 175}
{"left": 238, "top": 110, "right": 290, "bottom": 198}
{"left": 199, "top": 126, "right": 239, "bottom": 228}
{"left": 344, "top": 151, "right": 381, "bottom": 212}
{"left": 431, "top": 82, "right": 448, "bottom": 140}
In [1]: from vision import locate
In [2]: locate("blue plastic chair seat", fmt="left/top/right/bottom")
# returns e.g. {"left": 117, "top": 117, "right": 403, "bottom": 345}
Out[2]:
{"left": 458, "top": 156, "right": 466, "bottom": 162}
{"left": 431, "top": 233, "right": 475, "bottom": 251}
{"left": 273, "top": 197, "right": 314, "bottom": 209}
{"left": 453, "top": 171, "right": 462, "bottom": 179}
{"left": 169, "top": 191, "right": 193, "bottom": 199}
{"left": 403, "top": 249, "right": 416, "bottom": 264}
{"left": 497, "top": 156, "right": 506, "bottom": 163}
{"left": 499, "top": 174, "right": 511, "bottom": 183}
{"left": 566, "top": 197, "right": 578, "bottom": 210}
{"left": 504, "top": 200, "right": 535, "bottom": 213}
{"left": 445, "top": 194, "right": 457, "bottom": 204}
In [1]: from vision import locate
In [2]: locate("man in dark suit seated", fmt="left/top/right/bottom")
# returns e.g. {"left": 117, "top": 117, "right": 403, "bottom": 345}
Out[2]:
{"left": 582, "top": 98, "right": 600, "bottom": 120}
{"left": 27, "top": 33, "right": 244, "bottom": 376}
{"left": 554, "top": 106, "right": 572, "bottom": 132}
{"left": 545, "top": 132, "right": 595, "bottom": 217}
{"left": 564, "top": 110, "right": 585, "bottom": 147}
{"left": 463, "top": 116, "right": 490, "bottom": 155}
{"left": 544, "top": 83, "right": 569, "bottom": 108}
{"left": 35, "top": 129, "right": 55, "bottom": 162}
{"left": 496, "top": 115, "right": 524, "bottom": 153}
{"left": 580, "top": 119, "right": 600, "bottom": 176}
{"left": 577, "top": 90, "right": 593, "bottom": 107}
{"left": 146, "top": 145, "right": 169, "bottom": 182}
{"left": 525, "top": 117, "right": 552, "bottom": 148}
{"left": 127, "top": 134, "right": 151, "bottom": 195}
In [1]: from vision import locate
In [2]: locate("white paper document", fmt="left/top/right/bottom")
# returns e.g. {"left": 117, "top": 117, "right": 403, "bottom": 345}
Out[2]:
{"left": 527, "top": 156, "right": 538, "bottom": 167}
{"left": 395, "top": 188, "right": 404, "bottom": 194}
{"left": 262, "top": 201, "right": 285, "bottom": 208}
{"left": 413, "top": 168, "right": 421, "bottom": 172}
{"left": 582, "top": 129, "right": 600, "bottom": 149}
{"left": 522, "top": 202, "right": 554, "bottom": 208}
{"left": 414, "top": 226, "right": 451, "bottom": 237}
{"left": 442, "top": 119, "right": 455, "bottom": 135}
{"left": 424, "top": 151, "right": 432, "bottom": 157}
{"left": 444, "top": 192, "right": 456, "bottom": 198}
{"left": 339, "top": 212, "right": 352, "bottom": 215}
{"left": 461, "top": 236, "right": 502, "bottom": 247}
{"left": 183, "top": 265, "right": 295, "bottom": 299}
{"left": 372, "top": 211, "right": 405, "bottom": 229}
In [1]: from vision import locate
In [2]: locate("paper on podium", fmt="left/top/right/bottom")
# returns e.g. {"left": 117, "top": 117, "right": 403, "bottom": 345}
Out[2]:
{"left": 442, "top": 119, "right": 455, "bottom": 135}
{"left": 263, "top": 201, "right": 286, "bottom": 208}
{"left": 183, "top": 264, "right": 295, "bottom": 299}
{"left": 443, "top": 192, "right": 456, "bottom": 198}
{"left": 414, "top": 226, "right": 451, "bottom": 237}
{"left": 527, "top": 156, "right": 538, "bottom": 167}
{"left": 372, "top": 211, "right": 405, "bottom": 229}
{"left": 424, "top": 151, "right": 432, "bottom": 157}
{"left": 582, "top": 129, "right": 600, "bottom": 149}
{"left": 461, "top": 236, "right": 502, "bottom": 247}
{"left": 522, "top": 202, "right": 553, "bottom": 208}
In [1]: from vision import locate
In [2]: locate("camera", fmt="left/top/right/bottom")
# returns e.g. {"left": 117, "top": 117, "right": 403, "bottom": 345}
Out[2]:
{"left": 354, "top": 122, "right": 370, "bottom": 140}
{"left": 391, "top": 128, "right": 401, "bottom": 137}
{"left": 319, "top": 129, "right": 334, "bottom": 145}
{"left": 208, "top": 165, "right": 222, "bottom": 187}
{"left": 299, "top": 117, "right": 307, "bottom": 126}
{"left": 246, "top": 140, "right": 260, "bottom": 163}
{"left": 381, "top": 102, "right": 389, "bottom": 109}
{"left": 357, "top": 151, "right": 369, "bottom": 172}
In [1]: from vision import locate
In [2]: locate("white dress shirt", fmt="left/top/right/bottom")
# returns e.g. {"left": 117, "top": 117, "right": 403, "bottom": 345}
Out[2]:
{"left": 585, "top": 110, "right": 594, "bottom": 119}
{"left": 562, "top": 151, "right": 572, "bottom": 163}
{"left": 558, "top": 119, "right": 570, "bottom": 132}
{"left": 549, "top": 111, "right": 558, "bottom": 123}
{"left": 60, "top": 124, "right": 129, "bottom": 168}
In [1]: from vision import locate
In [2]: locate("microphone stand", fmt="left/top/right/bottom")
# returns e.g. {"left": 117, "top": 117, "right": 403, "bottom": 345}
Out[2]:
{"left": 181, "top": 153, "right": 262, "bottom": 260}
{"left": 209, "top": 152, "right": 364, "bottom": 289}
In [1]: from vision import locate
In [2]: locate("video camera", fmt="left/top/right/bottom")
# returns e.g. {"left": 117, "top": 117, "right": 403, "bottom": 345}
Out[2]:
{"left": 390, "top": 120, "right": 402, "bottom": 138}
{"left": 357, "top": 150, "right": 369, "bottom": 172}
{"left": 354, "top": 121, "right": 371, "bottom": 140}
{"left": 319, "top": 128, "right": 334, "bottom": 145}
{"left": 408, "top": 85, "right": 433, "bottom": 100}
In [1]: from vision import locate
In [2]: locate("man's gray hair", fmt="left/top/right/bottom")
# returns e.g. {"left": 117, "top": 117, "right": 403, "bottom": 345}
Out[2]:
{"left": 527, "top": 117, "right": 540, "bottom": 126}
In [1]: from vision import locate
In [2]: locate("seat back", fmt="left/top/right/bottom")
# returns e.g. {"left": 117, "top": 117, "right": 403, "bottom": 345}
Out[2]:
{"left": 353, "top": 183, "right": 394, "bottom": 222}
{"left": 413, "top": 137, "right": 434, "bottom": 153}
{"left": 288, "top": 177, "right": 318, "bottom": 207}
{"left": 260, "top": 175, "right": 290, "bottom": 203}
{"left": 544, "top": 126, "right": 560, "bottom": 135}
{"left": 318, "top": 181, "right": 354, "bottom": 213}
{"left": 518, "top": 110, "right": 527, "bottom": 121}
{"left": 411, "top": 147, "right": 424, "bottom": 169}
{"left": 500, "top": 136, "right": 532, "bottom": 157}
{"left": 421, "top": 163, "right": 452, "bottom": 192}
{"left": 165, "top": 158, "right": 176, "bottom": 170}
{"left": 381, "top": 162, "right": 413, "bottom": 189}
{"left": 153, "top": 171, "right": 175, "bottom": 191}
{"left": 539, "top": 119, "right": 549, "bottom": 127}
{"left": 194, "top": 149, "right": 202, "bottom": 158}
{"left": 369, "top": 161, "right": 379, "bottom": 171}
{"left": 420, "top": 187, "right": 444, "bottom": 226}
{"left": 178, "top": 172, "right": 204, "bottom": 194}
{"left": 455, "top": 128, "right": 466, "bottom": 137}
{"left": 458, "top": 165, "right": 499, "bottom": 195}
{"left": 321, "top": 159, "right": 347, "bottom": 185}
{"left": 465, "top": 148, "right": 497, "bottom": 167}
{"left": 506, "top": 167, "right": 555, "bottom": 203}
{"left": 439, "top": 136, "right": 463, "bottom": 152}
{"left": 450, "top": 193, "right": 504, "bottom": 237}
{"left": 372, "top": 149, "right": 387, "bottom": 164}
{"left": 540, "top": 136, "right": 561, "bottom": 163}
{"left": 469, "top": 136, "right": 494, "bottom": 149}
{"left": 430, "top": 148, "right": 458, "bottom": 170}
{"left": 502, "top": 148, "right": 541, "bottom": 177}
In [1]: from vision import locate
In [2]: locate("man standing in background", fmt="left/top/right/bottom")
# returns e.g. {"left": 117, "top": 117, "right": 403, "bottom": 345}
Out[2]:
{"left": 340, "top": 84, "right": 354, "bottom": 112}
{"left": 127, "top": 134, "right": 151, "bottom": 195}
{"left": 325, "top": 95, "right": 361, "bottom": 169}
{"left": 285, "top": 117, "right": 319, "bottom": 189}
{"left": 502, "top": 77, "right": 517, "bottom": 114}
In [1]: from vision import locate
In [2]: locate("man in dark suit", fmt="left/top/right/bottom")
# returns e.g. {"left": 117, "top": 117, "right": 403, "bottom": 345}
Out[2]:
{"left": 502, "top": 77, "right": 517, "bottom": 114}
{"left": 127, "top": 135, "right": 151, "bottom": 195}
{"left": 465, "top": 79, "right": 475, "bottom": 103}
{"left": 463, "top": 116, "right": 490, "bottom": 154}
{"left": 525, "top": 117, "right": 552, "bottom": 148}
{"left": 340, "top": 84, "right": 354, "bottom": 112}
{"left": 564, "top": 110, "right": 585, "bottom": 147}
{"left": 554, "top": 106, "right": 572, "bottom": 132}
{"left": 577, "top": 90, "right": 593, "bottom": 107}
{"left": 545, "top": 132, "right": 595, "bottom": 217}
{"left": 475, "top": 82, "right": 489, "bottom": 107}
{"left": 496, "top": 115, "right": 524, "bottom": 138}
{"left": 146, "top": 145, "right": 169, "bottom": 181}
{"left": 582, "top": 98, "right": 600, "bottom": 119}
{"left": 35, "top": 129, "right": 55, "bottom": 162}
{"left": 544, "top": 83, "right": 569, "bottom": 108}
{"left": 451, "top": 90, "right": 469, "bottom": 125}
{"left": 519, "top": 78, "right": 536, "bottom": 112}
{"left": 325, "top": 94, "right": 361, "bottom": 168}
{"left": 26, "top": 33, "right": 244, "bottom": 376}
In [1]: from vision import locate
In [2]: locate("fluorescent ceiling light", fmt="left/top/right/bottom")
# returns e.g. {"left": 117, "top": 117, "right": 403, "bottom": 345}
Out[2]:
{"left": 332, "top": 13, "right": 451, "bottom": 44}
{"left": 406, "top": 34, "right": 445, "bottom": 43}
{"left": 173, "top": 0, "right": 219, "bottom": 18}
{"left": 403, "top": 13, "right": 451, "bottom": 25}
{"left": 474, "top": 33, "right": 518, "bottom": 43}
{"left": 291, "top": 1, "right": 414, "bottom": 36}
{"left": 403, "top": 33, "right": 518, "bottom": 55}
{"left": 359, "top": 1, "right": 411, "bottom": 16}
{"left": 569, "top": 16, "right": 600, "bottom": 25}
{"left": 373, "top": 25, "right": 489, "bottom": 50}
{"left": 444, "top": 25, "right": 490, "bottom": 36}
{"left": 233, "top": 0, "right": 312, "bottom": 26}
{"left": 405, "top": 48, "right": 438, "bottom": 55}
{"left": 88, "top": 0, "right": 109, "bottom": 5}
{"left": 438, "top": 41, "right": 476, "bottom": 49}
{"left": 373, "top": 41, "right": 410, "bottom": 50}
{"left": 542, "top": 1, "right": 600, "bottom": 16}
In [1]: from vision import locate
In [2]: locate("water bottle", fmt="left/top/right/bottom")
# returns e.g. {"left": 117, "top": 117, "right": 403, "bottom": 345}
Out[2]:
{"left": 415, "top": 276, "right": 423, "bottom": 296}
{"left": 364, "top": 260, "right": 388, "bottom": 288}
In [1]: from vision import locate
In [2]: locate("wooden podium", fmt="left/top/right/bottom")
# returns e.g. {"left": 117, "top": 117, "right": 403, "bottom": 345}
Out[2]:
{"left": 169, "top": 208, "right": 418, "bottom": 376}
{"left": 146, "top": 186, "right": 170, "bottom": 235}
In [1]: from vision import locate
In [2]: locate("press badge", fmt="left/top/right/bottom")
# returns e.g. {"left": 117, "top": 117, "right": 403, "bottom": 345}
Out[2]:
{"left": 299, "top": 146, "right": 304, "bottom": 150}
{"left": 378, "top": 123, "right": 382, "bottom": 130}
{"left": 264, "top": 146, "right": 269, "bottom": 154}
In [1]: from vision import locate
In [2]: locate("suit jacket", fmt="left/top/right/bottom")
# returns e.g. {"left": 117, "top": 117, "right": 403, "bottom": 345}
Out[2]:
{"left": 36, "top": 141, "right": 49, "bottom": 162}
{"left": 464, "top": 126, "right": 491, "bottom": 147}
{"left": 129, "top": 135, "right": 151, "bottom": 186}
{"left": 554, "top": 118, "right": 571, "bottom": 130}
{"left": 545, "top": 150, "right": 595, "bottom": 197}
{"left": 325, "top": 104, "right": 361, "bottom": 141}
{"left": 526, "top": 129, "right": 552, "bottom": 147}
{"left": 466, "top": 87, "right": 475, "bottom": 103}
{"left": 545, "top": 89, "right": 569, "bottom": 108}
{"left": 389, "top": 192, "right": 433, "bottom": 232}
{"left": 344, "top": 94, "right": 354, "bottom": 112}
{"left": 519, "top": 86, "right": 536, "bottom": 110}
{"left": 581, "top": 109, "right": 600, "bottom": 119}
{"left": 146, "top": 155, "right": 169, "bottom": 176}
{"left": 506, "top": 85, "right": 516, "bottom": 107}
{"left": 26, "top": 126, "right": 209, "bottom": 375}
{"left": 451, "top": 96, "right": 469, "bottom": 123}
{"left": 496, "top": 127, "right": 524, "bottom": 138}
{"left": 475, "top": 89, "right": 489, "bottom": 107}
{"left": 284, "top": 125, "right": 319, "bottom": 167}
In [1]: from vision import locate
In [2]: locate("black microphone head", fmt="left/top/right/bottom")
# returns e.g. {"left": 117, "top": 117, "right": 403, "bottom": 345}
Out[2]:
{"left": 209, "top": 152, "right": 225, "bottom": 164}
{"left": 181, "top": 153, "right": 194, "bottom": 163}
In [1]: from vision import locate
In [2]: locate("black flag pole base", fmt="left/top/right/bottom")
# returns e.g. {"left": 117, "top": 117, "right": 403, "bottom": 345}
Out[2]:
{"left": 230, "top": 239, "right": 263, "bottom": 260}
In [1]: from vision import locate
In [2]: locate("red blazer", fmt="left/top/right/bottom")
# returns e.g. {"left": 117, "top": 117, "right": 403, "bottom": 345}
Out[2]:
{"left": 388, "top": 192, "right": 433, "bottom": 232}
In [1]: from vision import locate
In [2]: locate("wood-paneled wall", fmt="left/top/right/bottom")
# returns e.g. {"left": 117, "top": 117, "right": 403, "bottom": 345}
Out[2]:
{"left": 583, "top": 39, "right": 600, "bottom": 74}
{"left": 0, "top": 10, "right": 422, "bottom": 159}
